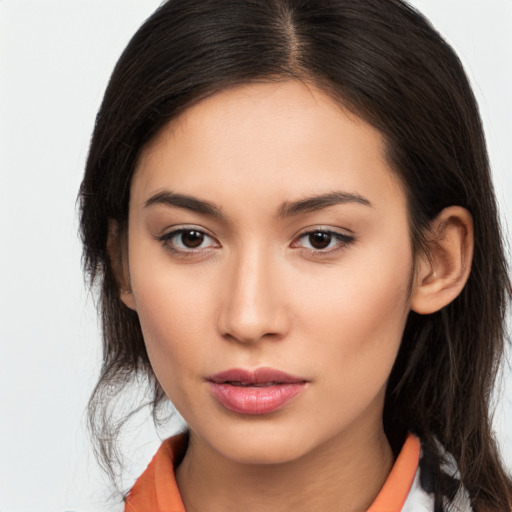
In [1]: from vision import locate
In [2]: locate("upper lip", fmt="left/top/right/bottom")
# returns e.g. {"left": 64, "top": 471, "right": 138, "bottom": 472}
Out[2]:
{"left": 206, "top": 367, "right": 308, "bottom": 385}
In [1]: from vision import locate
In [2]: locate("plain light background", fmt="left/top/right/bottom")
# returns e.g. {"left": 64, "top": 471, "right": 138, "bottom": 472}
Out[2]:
{"left": 0, "top": 1, "right": 511, "bottom": 511}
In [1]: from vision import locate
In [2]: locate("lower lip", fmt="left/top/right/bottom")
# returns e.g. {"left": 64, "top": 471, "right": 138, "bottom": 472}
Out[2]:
{"left": 208, "top": 382, "right": 306, "bottom": 415}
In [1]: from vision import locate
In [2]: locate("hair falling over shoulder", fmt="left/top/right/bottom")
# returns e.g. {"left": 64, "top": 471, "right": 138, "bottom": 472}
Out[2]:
{"left": 79, "top": 1, "right": 512, "bottom": 510}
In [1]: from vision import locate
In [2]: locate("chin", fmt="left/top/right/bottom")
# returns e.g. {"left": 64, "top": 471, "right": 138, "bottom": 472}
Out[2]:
{"left": 198, "top": 418, "right": 318, "bottom": 466}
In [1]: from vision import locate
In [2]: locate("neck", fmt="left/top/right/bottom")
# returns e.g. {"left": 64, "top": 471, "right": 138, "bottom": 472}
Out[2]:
{"left": 176, "top": 420, "right": 394, "bottom": 512}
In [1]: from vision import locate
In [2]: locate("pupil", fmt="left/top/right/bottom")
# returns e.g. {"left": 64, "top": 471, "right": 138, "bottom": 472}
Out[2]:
{"left": 309, "top": 232, "right": 331, "bottom": 249}
{"left": 182, "top": 230, "right": 204, "bottom": 248}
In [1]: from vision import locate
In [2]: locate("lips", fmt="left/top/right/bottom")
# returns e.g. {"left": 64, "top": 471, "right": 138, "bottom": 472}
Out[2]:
{"left": 206, "top": 368, "right": 308, "bottom": 415}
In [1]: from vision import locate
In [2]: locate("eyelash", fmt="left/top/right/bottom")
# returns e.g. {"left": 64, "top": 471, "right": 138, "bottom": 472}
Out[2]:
{"left": 157, "top": 228, "right": 219, "bottom": 255}
{"left": 157, "top": 227, "right": 355, "bottom": 256}
{"left": 292, "top": 229, "right": 356, "bottom": 254}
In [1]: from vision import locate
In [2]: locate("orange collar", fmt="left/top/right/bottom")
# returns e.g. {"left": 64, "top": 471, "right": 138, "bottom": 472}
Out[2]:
{"left": 125, "top": 433, "right": 420, "bottom": 512}
{"left": 368, "top": 434, "right": 420, "bottom": 511}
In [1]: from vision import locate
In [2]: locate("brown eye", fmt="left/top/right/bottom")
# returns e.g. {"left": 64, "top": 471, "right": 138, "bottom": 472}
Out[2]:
{"left": 308, "top": 231, "right": 332, "bottom": 249}
{"left": 181, "top": 230, "right": 204, "bottom": 248}
{"left": 158, "top": 227, "right": 219, "bottom": 254}
{"left": 292, "top": 229, "right": 355, "bottom": 253}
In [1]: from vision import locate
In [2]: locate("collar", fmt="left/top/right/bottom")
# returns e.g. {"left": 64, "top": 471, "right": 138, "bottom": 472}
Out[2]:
{"left": 125, "top": 433, "right": 420, "bottom": 512}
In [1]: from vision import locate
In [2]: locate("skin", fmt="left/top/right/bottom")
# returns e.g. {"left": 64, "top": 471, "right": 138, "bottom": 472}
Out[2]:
{"left": 118, "top": 80, "right": 473, "bottom": 512}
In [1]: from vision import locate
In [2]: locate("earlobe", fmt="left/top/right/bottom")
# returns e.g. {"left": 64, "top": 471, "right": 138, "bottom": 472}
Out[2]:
{"left": 410, "top": 206, "right": 473, "bottom": 315}
{"left": 107, "top": 220, "right": 137, "bottom": 311}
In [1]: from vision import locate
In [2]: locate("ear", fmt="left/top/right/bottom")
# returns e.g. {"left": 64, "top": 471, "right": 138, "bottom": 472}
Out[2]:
{"left": 107, "top": 220, "right": 137, "bottom": 311}
{"left": 410, "top": 206, "right": 473, "bottom": 315}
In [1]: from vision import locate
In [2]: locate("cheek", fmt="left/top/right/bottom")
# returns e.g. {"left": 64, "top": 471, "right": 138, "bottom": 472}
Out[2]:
{"left": 127, "top": 246, "right": 217, "bottom": 401}
{"left": 295, "top": 238, "right": 413, "bottom": 400}
{"left": 137, "top": 284, "right": 206, "bottom": 343}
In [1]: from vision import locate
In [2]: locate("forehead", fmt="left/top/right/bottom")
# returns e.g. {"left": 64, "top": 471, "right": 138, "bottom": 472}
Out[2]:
{"left": 132, "top": 80, "right": 404, "bottom": 213}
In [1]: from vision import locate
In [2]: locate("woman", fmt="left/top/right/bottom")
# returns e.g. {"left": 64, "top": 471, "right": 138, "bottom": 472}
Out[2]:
{"left": 79, "top": 0, "right": 512, "bottom": 510}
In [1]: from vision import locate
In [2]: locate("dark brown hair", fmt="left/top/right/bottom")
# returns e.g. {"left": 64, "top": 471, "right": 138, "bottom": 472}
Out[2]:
{"left": 79, "top": 0, "right": 512, "bottom": 510}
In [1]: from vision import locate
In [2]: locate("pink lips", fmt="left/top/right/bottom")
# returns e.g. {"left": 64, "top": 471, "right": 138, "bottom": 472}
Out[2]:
{"left": 207, "top": 368, "right": 307, "bottom": 415}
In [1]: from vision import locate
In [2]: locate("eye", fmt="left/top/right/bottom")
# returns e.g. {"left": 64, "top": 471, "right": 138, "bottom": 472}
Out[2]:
{"left": 292, "top": 229, "right": 355, "bottom": 253}
{"left": 158, "top": 227, "right": 219, "bottom": 254}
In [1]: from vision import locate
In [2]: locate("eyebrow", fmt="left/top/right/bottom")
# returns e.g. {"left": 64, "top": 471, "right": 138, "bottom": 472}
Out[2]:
{"left": 145, "top": 191, "right": 225, "bottom": 219}
{"left": 278, "top": 191, "right": 372, "bottom": 217}
{"left": 144, "top": 190, "right": 372, "bottom": 219}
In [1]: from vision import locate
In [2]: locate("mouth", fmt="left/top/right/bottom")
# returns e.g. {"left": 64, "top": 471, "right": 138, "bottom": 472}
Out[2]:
{"left": 207, "top": 367, "right": 307, "bottom": 385}
{"left": 206, "top": 367, "right": 308, "bottom": 415}
{"left": 220, "top": 381, "right": 289, "bottom": 387}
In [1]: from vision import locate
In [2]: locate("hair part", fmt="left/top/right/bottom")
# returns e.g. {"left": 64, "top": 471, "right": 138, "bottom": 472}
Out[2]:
{"left": 80, "top": 1, "right": 512, "bottom": 509}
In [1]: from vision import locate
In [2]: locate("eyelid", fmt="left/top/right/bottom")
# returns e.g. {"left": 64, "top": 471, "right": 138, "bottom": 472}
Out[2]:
{"left": 156, "top": 225, "right": 220, "bottom": 254}
{"left": 291, "top": 227, "right": 356, "bottom": 253}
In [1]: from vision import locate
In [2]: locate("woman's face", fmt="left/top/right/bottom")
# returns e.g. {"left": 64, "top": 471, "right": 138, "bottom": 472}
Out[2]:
{"left": 124, "top": 81, "right": 415, "bottom": 464}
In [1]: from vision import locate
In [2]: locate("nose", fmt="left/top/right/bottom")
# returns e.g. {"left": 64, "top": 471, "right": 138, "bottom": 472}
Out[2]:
{"left": 217, "top": 248, "right": 290, "bottom": 344}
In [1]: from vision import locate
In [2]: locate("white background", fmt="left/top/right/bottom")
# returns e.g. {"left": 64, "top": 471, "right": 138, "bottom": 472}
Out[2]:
{"left": 0, "top": 1, "right": 511, "bottom": 511}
